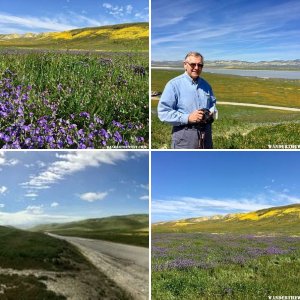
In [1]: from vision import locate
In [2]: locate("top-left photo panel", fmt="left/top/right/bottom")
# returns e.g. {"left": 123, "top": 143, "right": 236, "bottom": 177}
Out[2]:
{"left": 0, "top": 0, "right": 149, "bottom": 149}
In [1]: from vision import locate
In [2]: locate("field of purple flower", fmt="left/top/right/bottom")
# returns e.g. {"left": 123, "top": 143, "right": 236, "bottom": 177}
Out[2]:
{"left": 152, "top": 232, "right": 300, "bottom": 299}
{"left": 0, "top": 50, "right": 148, "bottom": 149}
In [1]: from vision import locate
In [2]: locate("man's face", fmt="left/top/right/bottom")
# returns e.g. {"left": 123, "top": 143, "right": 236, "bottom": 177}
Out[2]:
{"left": 184, "top": 56, "right": 203, "bottom": 80}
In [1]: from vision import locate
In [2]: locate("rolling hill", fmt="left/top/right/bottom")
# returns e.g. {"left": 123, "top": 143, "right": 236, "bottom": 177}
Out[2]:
{"left": 152, "top": 203, "right": 300, "bottom": 235}
{"left": 30, "top": 214, "right": 149, "bottom": 247}
{"left": 0, "top": 22, "right": 148, "bottom": 51}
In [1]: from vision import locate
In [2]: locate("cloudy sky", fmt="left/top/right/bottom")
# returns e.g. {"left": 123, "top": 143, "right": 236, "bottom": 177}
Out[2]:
{"left": 0, "top": 151, "right": 149, "bottom": 228}
{"left": 152, "top": 0, "right": 300, "bottom": 61}
{"left": 0, "top": 0, "right": 148, "bottom": 34}
{"left": 152, "top": 151, "right": 300, "bottom": 223}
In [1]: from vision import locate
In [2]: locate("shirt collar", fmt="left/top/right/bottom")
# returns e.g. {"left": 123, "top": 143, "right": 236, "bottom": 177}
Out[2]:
{"left": 184, "top": 72, "right": 200, "bottom": 85}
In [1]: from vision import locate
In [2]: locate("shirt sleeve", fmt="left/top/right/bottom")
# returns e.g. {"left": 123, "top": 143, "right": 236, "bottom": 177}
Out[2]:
{"left": 157, "top": 81, "right": 189, "bottom": 126}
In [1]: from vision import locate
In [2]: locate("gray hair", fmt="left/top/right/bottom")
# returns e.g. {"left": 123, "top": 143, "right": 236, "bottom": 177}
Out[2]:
{"left": 184, "top": 51, "right": 204, "bottom": 62}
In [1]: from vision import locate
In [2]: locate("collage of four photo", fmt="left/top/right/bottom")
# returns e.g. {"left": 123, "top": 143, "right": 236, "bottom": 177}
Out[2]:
{"left": 0, "top": 0, "right": 299, "bottom": 299}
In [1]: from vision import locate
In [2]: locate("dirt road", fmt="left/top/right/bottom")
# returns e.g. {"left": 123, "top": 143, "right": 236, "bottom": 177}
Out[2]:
{"left": 152, "top": 97, "right": 300, "bottom": 112}
{"left": 48, "top": 233, "right": 149, "bottom": 300}
{"left": 217, "top": 101, "right": 300, "bottom": 111}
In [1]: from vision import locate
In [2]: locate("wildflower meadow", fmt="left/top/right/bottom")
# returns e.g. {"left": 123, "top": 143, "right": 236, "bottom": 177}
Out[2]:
{"left": 0, "top": 50, "right": 148, "bottom": 149}
{"left": 152, "top": 232, "right": 300, "bottom": 299}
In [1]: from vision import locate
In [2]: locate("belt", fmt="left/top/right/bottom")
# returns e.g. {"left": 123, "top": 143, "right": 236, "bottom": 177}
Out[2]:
{"left": 173, "top": 123, "right": 207, "bottom": 131}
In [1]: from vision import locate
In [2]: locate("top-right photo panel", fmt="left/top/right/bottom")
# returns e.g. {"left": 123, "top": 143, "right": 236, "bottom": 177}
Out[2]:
{"left": 151, "top": 0, "right": 300, "bottom": 149}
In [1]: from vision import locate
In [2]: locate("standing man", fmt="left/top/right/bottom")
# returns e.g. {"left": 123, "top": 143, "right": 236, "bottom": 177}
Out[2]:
{"left": 157, "top": 51, "right": 217, "bottom": 149}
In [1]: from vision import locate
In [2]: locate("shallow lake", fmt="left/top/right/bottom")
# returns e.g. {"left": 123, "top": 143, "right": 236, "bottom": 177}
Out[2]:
{"left": 152, "top": 67, "right": 300, "bottom": 80}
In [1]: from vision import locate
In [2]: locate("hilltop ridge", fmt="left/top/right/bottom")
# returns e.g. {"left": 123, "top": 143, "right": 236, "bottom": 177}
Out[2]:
{"left": 153, "top": 203, "right": 300, "bottom": 235}
{"left": 0, "top": 22, "right": 149, "bottom": 51}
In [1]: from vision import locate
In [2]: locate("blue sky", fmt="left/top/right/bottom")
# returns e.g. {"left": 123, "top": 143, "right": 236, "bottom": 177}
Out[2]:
{"left": 152, "top": 151, "right": 300, "bottom": 223}
{"left": 152, "top": 0, "right": 300, "bottom": 62}
{"left": 0, "top": 0, "right": 148, "bottom": 34}
{"left": 0, "top": 151, "right": 149, "bottom": 228}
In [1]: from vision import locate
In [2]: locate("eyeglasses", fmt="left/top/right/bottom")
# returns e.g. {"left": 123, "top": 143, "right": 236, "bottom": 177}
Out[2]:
{"left": 185, "top": 62, "right": 204, "bottom": 69}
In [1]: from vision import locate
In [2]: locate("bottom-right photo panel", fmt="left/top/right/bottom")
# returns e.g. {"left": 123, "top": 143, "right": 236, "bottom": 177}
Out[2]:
{"left": 151, "top": 151, "right": 300, "bottom": 300}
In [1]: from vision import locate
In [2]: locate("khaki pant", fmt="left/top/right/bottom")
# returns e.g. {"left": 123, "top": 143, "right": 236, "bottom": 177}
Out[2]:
{"left": 171, "top": 124, "right": 213, "bottom": 149}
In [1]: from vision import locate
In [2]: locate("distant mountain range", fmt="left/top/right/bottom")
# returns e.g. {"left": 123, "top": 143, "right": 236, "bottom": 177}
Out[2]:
{"left": 153, "top": 204, "right": 300, "bottom": 235}
{"left": 0, "top": 22, "right": 148, "bottom": 51}
{"left": 152, "top": 59, "right": 300, "bottom": 70}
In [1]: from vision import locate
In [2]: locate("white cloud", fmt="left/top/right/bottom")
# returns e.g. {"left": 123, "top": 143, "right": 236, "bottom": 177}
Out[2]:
{"left": 26, "top": 205, "right": 44, "bottom": 215}
{"left": 140, "top": 195, "right": 149, "bottom": 201}
{"left": 0, "top": 13, "right": 75, "bottom": 33}
{"left": 152, "top": 191, "right": 300, "bottom": 221}
{"left": 102, "top": 3, "right": 145, "bottom": 19}
{"left": 0, "top": 210, "right": 82, "bottom": 228}
{"left": 0, "top": 152, "right": 19, "bottom": 166}
{"left": 67, "top": 11, "right": 104, "bottom": 27}
{"left": 24, "top": 193, "right": 38, "bottom": 198}
{"left": 21, "top": 151, "right": 130, "bottom": 190}
{"left": 140, "top": 184, "right": 149, "bottom": 190}
{"left": 51, "top": 202, "right": 59, "bottom": 207}
{"left": 103, "top": 3, "right": 113, "bottom": 9}
{"left": 0, "top": 204, "right": 5, "bottom": 208}
{"left": 126, "top": 5, "right": 133, "bottom": 14}
{"left": 79, "top": 192, "right": 108, "bottom": 202}
{"left": 24, "top": 164, "right": 35, "bottom": 168}
{"left": 0, "top": 186, "right": 7, "bottom": 194}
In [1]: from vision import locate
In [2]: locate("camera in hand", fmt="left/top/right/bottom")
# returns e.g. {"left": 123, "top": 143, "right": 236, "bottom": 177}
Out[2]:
{"left": 199, "top": 108, "right": 214, "bottom": 124}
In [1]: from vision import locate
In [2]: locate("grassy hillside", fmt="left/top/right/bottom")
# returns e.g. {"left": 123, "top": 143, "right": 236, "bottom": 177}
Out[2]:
{"left": 0, "top": 225, "right": 91, "bottom": 271}
{"left": 31, "top": 214, "right": 149, "bottom": 247}
{"left": 152, "top": 69, "right": 300, "bottom": 108}
{"left": 152, "top": 204, "right": 300, "bottom": 235}
{"left": 0, "top": 226, "right": 131, "bottom": 299}
{"left": 0, "top": 22, "right": 148, "bottom": 51}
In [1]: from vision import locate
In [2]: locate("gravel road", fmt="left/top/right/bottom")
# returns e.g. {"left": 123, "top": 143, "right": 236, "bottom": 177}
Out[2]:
{"left": 47, "top": 233, "right": 149, "bottom": 300}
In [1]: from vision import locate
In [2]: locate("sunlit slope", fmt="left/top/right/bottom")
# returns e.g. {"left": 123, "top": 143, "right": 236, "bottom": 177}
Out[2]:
{"left": 152, "top": 204, "right": 300, "bottom": 235}
{"left": 0, "top": 22, "right": 148, "bottom": 51}
{"left": 31, "top": 214, "right": 149, "bottom": 247}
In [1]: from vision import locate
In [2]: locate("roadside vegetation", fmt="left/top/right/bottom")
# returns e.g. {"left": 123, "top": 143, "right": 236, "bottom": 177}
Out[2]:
{"left": 0, "top": 226, "right": 132, "bottom": 299}
{"left": 151, "top": 69, "right": 300, "bottom": 149}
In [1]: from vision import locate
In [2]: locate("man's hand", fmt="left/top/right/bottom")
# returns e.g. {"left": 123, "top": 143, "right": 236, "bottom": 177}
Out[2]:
{"left": 188, "top": 109, "right": 204, "bottom": 123}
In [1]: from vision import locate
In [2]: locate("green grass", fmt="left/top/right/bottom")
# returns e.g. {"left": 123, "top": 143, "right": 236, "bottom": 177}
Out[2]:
{"left": 0, "top": 49, "right": 148, "bottom": 147}
{"left": 0, "top": 226, "right": 91, "bottom": 271}
{"left": 1, "top": 50, "right": 148, "bottom": 126}
{"left": 151, "top": 69, "right": 300, "bottom": 148}
{"left": 152, "top": 103, "right": 300, "bottom": 149}
{"left": 152, "top": 250, "right": 300, "bottom": 300}
{"left": 152, "top": 69, "right": 300, "bottom": 107}
{"left": 31, "top": 214, "right": 149, "bottom": 247}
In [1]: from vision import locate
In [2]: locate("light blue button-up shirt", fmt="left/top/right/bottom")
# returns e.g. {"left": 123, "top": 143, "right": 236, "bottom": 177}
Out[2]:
{"left": 157, "top": 73, "right": 217, "bottom": 126}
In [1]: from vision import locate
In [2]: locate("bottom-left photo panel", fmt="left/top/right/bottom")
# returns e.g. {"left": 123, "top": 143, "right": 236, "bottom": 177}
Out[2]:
{"left": 0, "top": 150, "right": 149, "bottom": 300}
